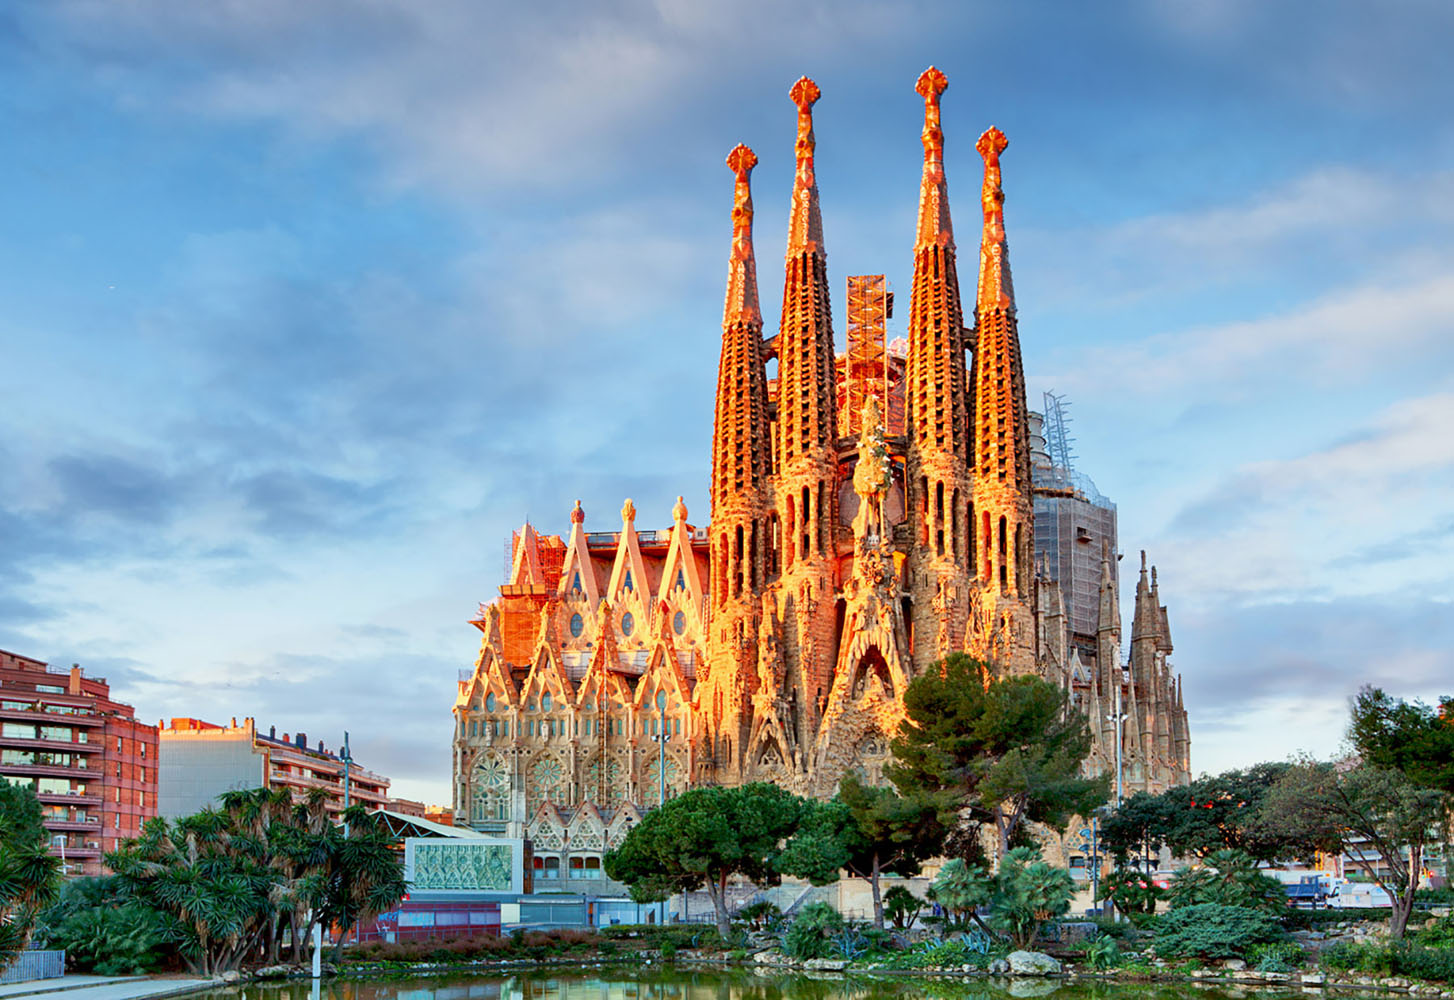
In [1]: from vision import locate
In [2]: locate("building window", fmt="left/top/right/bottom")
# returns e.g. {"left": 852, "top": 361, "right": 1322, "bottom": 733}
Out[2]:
{"left": 140, "top": 743, "right": 146, "bottom": 758}
{"left": 621, "top": 612, "right": 634, "bottom": 637}
{"left": 39, "top": 726, "right": 71, "bottom": 743}
{"left": 469, "top": 720, "right": 478, "bottom": 737}
{"left": 569, "top": 613, "right": 584, "bottom": 638}
{"left": 116, "top": 737, "right": 123, "bottom": 752}
{"left": 569, "top": 856, "right": 602, "bottom": 879}
{"left": 1, "top": 722, "right": 32, "bottom": 739}
{"left": 36, "top": 685, "right": 64, "bottom": 694}
{"left": 485, "top": 692, "right": 496, "bottom": 712}
{"left": 542, "top": 692, "right": 553, "bottom": 713}
{"left": 673, "top": 610, "right": 686, "bottom": 635}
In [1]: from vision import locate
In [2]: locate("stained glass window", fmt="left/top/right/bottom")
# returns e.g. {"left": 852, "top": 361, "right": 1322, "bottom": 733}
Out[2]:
{"left": 569, "top": 613, "right": 584, "bottom": 637}
{"left": 485, "top": 692, "right": 496, "bottom": 711}
{"left": 673, "top": 610, "right": 686, "bottom": 634}
{"left": 621, "top": 612, "right": 635, "bottom": 636}
{"left": 542, "top": 692, "right": 553, "bottom": 712}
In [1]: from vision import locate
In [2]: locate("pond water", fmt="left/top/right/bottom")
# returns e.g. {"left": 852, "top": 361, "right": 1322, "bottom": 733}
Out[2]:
{"left": 211, "top": 969, "right": 1384, "bottom": 1000}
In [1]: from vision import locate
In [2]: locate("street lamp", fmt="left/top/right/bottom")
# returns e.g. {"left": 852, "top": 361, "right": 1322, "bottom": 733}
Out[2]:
{"left": 1107, "top": 672, "right": 1127, "bottom": 808}
{"left": 341, "top": 731, "right": 353, "bottom": 837}
{"left": 654, "top": 690, "right": 670, "bottom": 925}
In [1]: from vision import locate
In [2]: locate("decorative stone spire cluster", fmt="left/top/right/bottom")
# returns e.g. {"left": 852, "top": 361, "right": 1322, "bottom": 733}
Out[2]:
{"left": 723, "top": 144, "right": 762, "bottom": 328}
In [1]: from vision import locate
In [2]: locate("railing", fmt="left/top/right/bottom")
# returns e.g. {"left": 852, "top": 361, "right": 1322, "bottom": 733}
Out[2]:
{"left": 0, "top": 950, "right": 66, "bottom": 985}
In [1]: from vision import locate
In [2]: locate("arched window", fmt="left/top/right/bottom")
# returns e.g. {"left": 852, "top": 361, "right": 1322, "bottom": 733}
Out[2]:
{"left": 542, "top": 692, "right": 553, "bottom": 713}
{"left": 485, "top": 692, "right": 496, "bottom": 712}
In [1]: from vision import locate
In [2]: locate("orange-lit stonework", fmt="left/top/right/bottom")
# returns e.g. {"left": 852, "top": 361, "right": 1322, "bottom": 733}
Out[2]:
{"left": 453, "top": 70, "right": 1190, "bottom": 883}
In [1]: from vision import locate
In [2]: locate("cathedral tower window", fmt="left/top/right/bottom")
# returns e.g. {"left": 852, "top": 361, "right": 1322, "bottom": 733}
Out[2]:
{"left": 485, "top": 692, "right": 496, "bottom": 711}
{"left": 569, "top": 613, "right": 584, "bottom": 637}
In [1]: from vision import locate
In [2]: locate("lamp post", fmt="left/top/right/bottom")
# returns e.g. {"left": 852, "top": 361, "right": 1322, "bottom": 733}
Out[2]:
{"left": 1108, "top": 673, "right": 1127, "bottom": 808}
{"left": 654, "top": 690, "right": 669, "bottom": 925}
{"left": 341, "top": 731, "right": 353, "bottom": 836}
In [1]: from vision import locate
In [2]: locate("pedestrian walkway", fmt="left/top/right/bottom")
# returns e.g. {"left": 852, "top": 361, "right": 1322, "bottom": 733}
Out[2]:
{"left": 0, "top": 976, "right": 217, "bottom": 1000}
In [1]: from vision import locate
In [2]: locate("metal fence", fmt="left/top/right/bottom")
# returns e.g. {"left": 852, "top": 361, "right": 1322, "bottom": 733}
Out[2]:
{"left": 0, "top": 950, "right": 66, "bottom": 985}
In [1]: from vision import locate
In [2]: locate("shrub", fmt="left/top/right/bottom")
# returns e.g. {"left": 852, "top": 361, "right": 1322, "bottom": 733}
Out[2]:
{"left": 1412, "top": 915, "right": 1454, "bottom": 948}
{"left": 782, "top": 902, "right": 843, "bottom": 960}
{"left": 1153, "top": 904, "right": 1286, "bottom": 960}
{"left": 889, "top": 935, "right": 993, "bottom": 969}
{"left": 1166, "top": 850, "right": 1288, "bottom": 914}
{"left": 1082, "top": 935, "right": 1120, "bottom": 970}
{"left": 1098, "top": 867, "right": 1162, "bottom": 921}
{"left": 35, "top": 877, "right": 177, "bottom": 975}
{"left": 987, "top": 847, "right": 1075, "bottom": 949}
{"left": 1248, "top": 941, "right": 1305, "bottom": 973}
{"left": 1321, "top": 940, "right": 1454, "bottom": 983}
{"left": 737, "top": 900, "right": 783, "bottom": 932}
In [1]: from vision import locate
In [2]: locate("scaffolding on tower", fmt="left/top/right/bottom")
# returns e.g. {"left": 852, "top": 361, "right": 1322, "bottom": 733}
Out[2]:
{"left": 841, "top": 274, "right": 893, "bottom": 437}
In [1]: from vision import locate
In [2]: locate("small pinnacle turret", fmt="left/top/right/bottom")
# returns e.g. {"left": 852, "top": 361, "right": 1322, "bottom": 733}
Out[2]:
{"left": 723, "top": 144, "right": 762, "bottom": 329}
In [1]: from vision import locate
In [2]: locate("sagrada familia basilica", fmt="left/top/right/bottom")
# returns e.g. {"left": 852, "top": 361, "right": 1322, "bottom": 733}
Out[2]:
{"left": 452, "top": 69, "right": 1190, "bottom": 880}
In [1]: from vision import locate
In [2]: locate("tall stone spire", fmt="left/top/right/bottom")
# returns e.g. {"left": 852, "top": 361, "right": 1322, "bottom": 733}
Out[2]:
{"left": 707, "top": 143, "right": 773, "bottom": 782}
{"left": 969, "top": 125, "right": 1036, "bottom": 674}
{"left": 1095, "top": 541, "right": 1121, "bottom": 699}
{"left": 774, "top": 76, "right": 839, "bottom": 744}
{"left": 904, "top": 66, "right": 972, "bottom": 673}
{"left": 722, "top": 144, "right": 761, "bottom": 329}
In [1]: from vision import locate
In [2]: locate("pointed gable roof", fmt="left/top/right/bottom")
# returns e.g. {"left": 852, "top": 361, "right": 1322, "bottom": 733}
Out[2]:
{"left": 558, "top": 499, "right": 602, "bottom": 604}
{"left": 606, "top": 499, "right": 651, "bottom": 604}
{"left": 655, "top": 496, "right": 705, "bottom": 607}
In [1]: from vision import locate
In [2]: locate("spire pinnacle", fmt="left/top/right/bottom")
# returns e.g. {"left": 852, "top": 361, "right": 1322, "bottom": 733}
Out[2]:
{"left": 723, "top": 144, "right": 762, "bottom": 328}
{"left": 976, "top": 126, "right": 1015, "bottom": 312}
{"left": 914, "top": 67, "right": 953, "bottom": 250}
{"left": 786, "top": 77, "right": 824, "bottom": 256}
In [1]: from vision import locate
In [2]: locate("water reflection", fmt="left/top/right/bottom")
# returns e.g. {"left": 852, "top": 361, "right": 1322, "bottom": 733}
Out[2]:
{"left": 223, "top": 969, "right": 1366, "bottom": 1000}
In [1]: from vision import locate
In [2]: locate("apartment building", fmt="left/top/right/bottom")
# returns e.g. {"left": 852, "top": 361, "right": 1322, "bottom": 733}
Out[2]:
{"left": 0, "top": 650, "right": 158, "bottom": 876}
{"left": 159, "top": 716, "right": 390, "bottom": 819}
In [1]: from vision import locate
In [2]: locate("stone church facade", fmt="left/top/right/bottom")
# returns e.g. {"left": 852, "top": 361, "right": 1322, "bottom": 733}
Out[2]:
{"left": 451, "top": 69, "right": 1190, "bottom": 885}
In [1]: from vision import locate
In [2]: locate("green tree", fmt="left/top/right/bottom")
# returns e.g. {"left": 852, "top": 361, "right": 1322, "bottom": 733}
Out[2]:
{"left": 776, "top": 772, "right": 943, "bottom": 929}
{"left": 0, "top": 779, "right": 61, "bottom": 971}
{"left": 926, "top": 857, "right": 993, "bottom": 933}
{"left": 1349, "top": 687, "right": 1454, "bottom": 793}
{"left": 107, "top": 788, "right": 405, "bottom": 973}
{"left": 882, "top": 885, "right": 923, "bottom": 931}
{"left": 320, "top": 805, "right": 408, "bottom": 961}
{"left": 1096, "top": 867, "right": 1162, "bottom": 922}
{"left": 1166, "top": 849, "right": 1288, "bottom": 914}
{"left": 604, "top": 782, "right": 807, "bottom": 938}
{"left": 989, "top": 846, "right": 1075, "bottom": 950}
{"left": 1102, "top": 763, "right": 1338, "bottom": 865}
{"left": 1265, "top": 762, "right": 1449, "bottom": 939}
{"left": 1153, "top": 903, "right": 1286, "bottom": 960}
{"left": 887, "top": 655, "right": 1107, "bottom": 859}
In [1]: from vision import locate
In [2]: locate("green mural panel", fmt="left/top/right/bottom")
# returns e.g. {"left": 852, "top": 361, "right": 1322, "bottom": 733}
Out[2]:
{"left": 412, "top": 841, "right": 514, "bottom": 891}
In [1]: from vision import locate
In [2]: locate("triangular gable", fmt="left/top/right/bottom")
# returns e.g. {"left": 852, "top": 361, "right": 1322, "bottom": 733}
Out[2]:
{"left": 654, "top": 497, "right": 705, "bottom": 609}
{"left": 458, "top": 646, "right": 519, "bottom": 709}
{"left": 521, "top": 642, "right": 576, "bottom": 704}
{"left": 558, "top": 501, "right": 603, "bottom": 605}
{"left": 634, "top": 642, "right": 692, "bottom": 714}
{"left": 510, "top": 522, "right": 546, "bottom": 586}
{"left": 606, "top": 500, "right": 651, "bottom": 607}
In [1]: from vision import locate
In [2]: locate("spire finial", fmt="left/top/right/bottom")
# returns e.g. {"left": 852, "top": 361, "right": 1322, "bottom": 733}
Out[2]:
{"left": 914, "top": 67, "right": 954, "bottom": 250}
{"left": 621, "top": 498, "right": 636, "bottom": 524}
{"left": 723, "top": 144, "right": 762, "bottom": 328}
{"left": 570, "top": 499, "right": 585, "bottom": 524}
{"left": 786, "top": 77, "right": 824, "bottom": 255}
{"left": 673, "top": 495, "right": 688, "bottom": 523}
{"left": 975, "top": 126, "right": 1015, "bottom": 312}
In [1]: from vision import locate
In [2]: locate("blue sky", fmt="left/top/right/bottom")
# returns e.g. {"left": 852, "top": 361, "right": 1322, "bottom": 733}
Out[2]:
{"left": 2, "top": 1, "right": 1451, "bottom": 805}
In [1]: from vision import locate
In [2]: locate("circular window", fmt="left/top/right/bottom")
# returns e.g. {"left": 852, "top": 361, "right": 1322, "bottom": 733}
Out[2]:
{"left": 485, "top": 692, "right": 496, "bottom": 712}
{"left": 542, "top": 692, "right": 553, "bottom": 712}
{"left": 621, "top": 612, "right": 634, "bottom": 636}
{"left": 673, "top": 610, "right": 686, "bottom": 635}
{"left": 569, "top": 612, "right": 584, "bottom": 638}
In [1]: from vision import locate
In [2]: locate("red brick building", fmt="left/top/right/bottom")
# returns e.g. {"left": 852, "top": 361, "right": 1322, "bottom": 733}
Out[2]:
{"left": 0, "top": 649, "right": 158, "bottom": 875}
